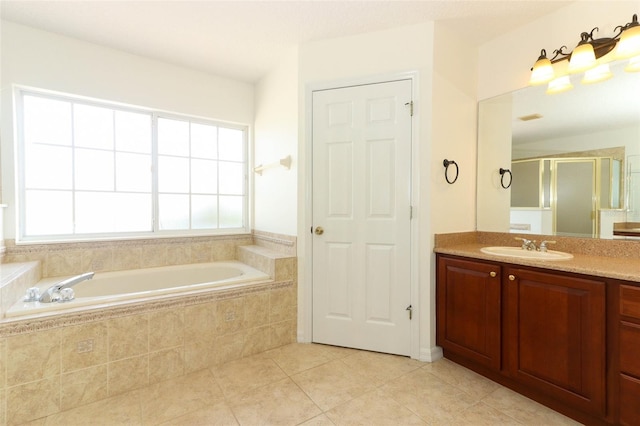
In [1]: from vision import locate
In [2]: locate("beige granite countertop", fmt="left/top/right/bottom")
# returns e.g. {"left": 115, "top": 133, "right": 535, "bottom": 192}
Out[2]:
{"left": 435, "top": 232, "right": 640, "bottom": 283}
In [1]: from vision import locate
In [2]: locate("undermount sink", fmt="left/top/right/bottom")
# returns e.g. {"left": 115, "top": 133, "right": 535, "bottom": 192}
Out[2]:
{"left": 480, "top": 246, "right": 573, "bottom": 260}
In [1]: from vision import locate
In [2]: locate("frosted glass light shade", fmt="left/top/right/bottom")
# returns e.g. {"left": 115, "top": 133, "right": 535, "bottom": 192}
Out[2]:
{"left": 568, "top": 43, "right": 596, "bottom": 73}
{"left": 626, "top": 55, "right": 640, "bottom": 72}
{"left": 617, "top": 24, "right": 640, "bottom": 59}
{"left": 581, "top": 63, "right": 613, "bottom": 84}
{"left": 530, "top": 57, "right": 555, "bottom": 85}
{"left": 546, "top": 76, "right": 574, "bottom": 94}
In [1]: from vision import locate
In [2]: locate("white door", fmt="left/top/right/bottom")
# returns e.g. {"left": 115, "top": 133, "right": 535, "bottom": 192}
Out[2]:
{"left": 311, "top": 79, "right": 413, "bottom": 356}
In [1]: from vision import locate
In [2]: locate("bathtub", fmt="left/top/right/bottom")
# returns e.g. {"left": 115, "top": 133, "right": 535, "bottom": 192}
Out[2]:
{"left": 6, "top": 261, "right": 271, "bottom": 318}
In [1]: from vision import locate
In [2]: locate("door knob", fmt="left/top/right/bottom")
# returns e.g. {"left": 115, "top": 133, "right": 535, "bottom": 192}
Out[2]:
{"left": 314, "top": 226, "right": 324, "bottom": 235}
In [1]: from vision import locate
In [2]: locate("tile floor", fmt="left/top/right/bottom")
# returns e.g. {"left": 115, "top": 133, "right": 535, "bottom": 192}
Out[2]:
{"left": 27, "top": 343, "right": 581, "bottom": 425}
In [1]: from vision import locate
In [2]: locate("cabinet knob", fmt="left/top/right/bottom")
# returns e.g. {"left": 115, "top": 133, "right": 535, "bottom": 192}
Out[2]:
{"left": 490, "top": 271, "right": 497, "bottom": 277}
{"left": 508, "top": 274, "right": 516, "bottom": 281}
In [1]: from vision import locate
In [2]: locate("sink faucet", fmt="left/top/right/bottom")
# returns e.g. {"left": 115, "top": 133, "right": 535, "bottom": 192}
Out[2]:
{"left": 515, "top": 237, "right": 537, "bottom": 251}
{"left": 38, "top": 272, "right": 95, "bottom": 303}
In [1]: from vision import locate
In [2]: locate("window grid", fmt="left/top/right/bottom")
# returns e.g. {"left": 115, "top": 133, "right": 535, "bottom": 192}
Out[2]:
{"left": 16, "top": 88, "right": 248, "bottom": 242}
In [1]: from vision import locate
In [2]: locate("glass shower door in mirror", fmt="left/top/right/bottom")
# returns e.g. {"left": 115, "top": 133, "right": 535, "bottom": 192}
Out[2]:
{"left": 554, "top": 160, "right": 596, "bottom": 238}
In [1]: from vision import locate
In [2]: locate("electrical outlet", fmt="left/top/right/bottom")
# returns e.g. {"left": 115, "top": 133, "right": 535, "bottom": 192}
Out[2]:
{"left": 77, "top": 339, "right": 94, "bottom": 353}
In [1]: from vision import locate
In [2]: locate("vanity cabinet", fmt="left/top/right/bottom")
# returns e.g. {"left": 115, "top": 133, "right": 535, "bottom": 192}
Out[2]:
{"left": 436, "top": 254, "right": 607, "bottom": 421}
{"left": 617, "top": 284, "right": 640, "bottom": 425}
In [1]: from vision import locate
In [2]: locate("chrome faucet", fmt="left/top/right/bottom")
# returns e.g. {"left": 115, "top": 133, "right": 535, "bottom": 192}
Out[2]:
{"left": 515, "top": 237, "right": 537, "bottom": 251}
{"left": 38, "top": 272, "right": 95, "bottom": 303}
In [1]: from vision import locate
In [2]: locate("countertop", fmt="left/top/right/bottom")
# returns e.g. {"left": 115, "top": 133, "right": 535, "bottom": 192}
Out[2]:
{"left": 435, "top": 242, "right": 640, "bottom": 284}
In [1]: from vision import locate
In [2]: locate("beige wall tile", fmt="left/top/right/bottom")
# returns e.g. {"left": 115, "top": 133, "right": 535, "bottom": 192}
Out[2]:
{"left": 190, "top": 242, "right": 213, "bottom": 263}
{"left": 108, "top": 314, "right": 148, "bottom": 361}
{"left": 6, "top": 329, "right": 61, "bottom": 387}
{"left": 184, "top": 301, "right": 217, "bottom": 343}
{"left": 167, "top": 244, "right": 191, "bottom": 265}
{"left": 270, "top": 286, "right": 296, "bottom": 322}
{"left": 275, "top": 257, "right": 297, "bottom": 281}
{"left": 61, "top": 365, "right": 108, "bottom": 411}
{"left": 112, "top": 247, "right": 142, "bottom": 271}
{"left": 271, "top": 320, "right": 296, "bottom": 348}
{"left": 212, "top": 240, "right": 240, "bottom": 261}
{"left": 61, "top": 321, "right": 108, "bottom": 373}
{"left": 149, "top": 348, "right": 184, "bottom": 384}
{"left": 108, "top": 355, "right": 148, "bottom": 396}
{"left": 81, "top": 248, "right": 114, "bottom": 273}
{"left": 211, "top": 333, "right": 244, "bottom": 366}
{"left": 243, "top": 291, "right": 269, "bottom": 329}
{"left": 216, "top": 297, "right": 245, "bottom": 335}
{"left": 148, "top": 309, "right": 184, "bottom": 351}
{"left": 0, "top": 388, "right": 5, "bottom": 426}
{"left": 47, "top": 251, "right": 83, "bottom": 277}
{"left": 6, "top": 376, "right": 60, "bottom": 425}
{"left": 140, "top": 244, "right": 168, "bottom": 268}
{"left": 0, "top": 338, "right": 6, "bottom": 390}
{"left": 242, "top": 326, "right": 271, "bottom": 357}
{"left": 184, "top": 339, "right": 215, "bottom": 374}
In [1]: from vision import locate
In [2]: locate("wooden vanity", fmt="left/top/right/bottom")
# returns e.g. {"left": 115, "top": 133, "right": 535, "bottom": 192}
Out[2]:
{"left": 435, "top": 236, "right": 640, "bottom": 426}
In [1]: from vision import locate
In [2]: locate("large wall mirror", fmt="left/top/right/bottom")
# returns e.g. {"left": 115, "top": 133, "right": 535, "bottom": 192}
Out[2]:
{"left": 477, "top": 60, "right": 640, "bottom": 239}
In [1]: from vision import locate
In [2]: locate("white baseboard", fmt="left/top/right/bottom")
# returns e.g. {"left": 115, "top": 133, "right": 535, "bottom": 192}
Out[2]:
{"left": 419, "top": 346, "right": 443, "bottom": 362}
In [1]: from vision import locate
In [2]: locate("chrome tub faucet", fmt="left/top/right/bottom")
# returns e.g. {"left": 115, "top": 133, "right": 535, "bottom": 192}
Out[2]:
{"left": 28, "top": 272, "right": 95, "bottom": 303}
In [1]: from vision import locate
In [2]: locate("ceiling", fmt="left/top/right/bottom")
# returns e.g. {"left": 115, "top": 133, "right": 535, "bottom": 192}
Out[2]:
{"left": 0, "top": 0, "right": 574, "bottom": 83}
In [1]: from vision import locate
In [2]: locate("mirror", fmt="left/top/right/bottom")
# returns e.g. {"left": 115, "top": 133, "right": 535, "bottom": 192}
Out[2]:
{"left": 477, "top": 60, "right": 640, "bottom": 239}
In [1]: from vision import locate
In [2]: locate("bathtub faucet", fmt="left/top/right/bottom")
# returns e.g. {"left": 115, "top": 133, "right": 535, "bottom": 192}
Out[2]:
{"left": 39, "top": 272, "right": 95, "bottom": 303}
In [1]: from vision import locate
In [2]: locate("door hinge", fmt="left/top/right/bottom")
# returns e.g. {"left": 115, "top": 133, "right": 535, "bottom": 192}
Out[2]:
{"left": 406, "top": 305, "right": 413, "bottom": 320}
{"left": 404, "top": 101, "right": 414, "bottom": 116}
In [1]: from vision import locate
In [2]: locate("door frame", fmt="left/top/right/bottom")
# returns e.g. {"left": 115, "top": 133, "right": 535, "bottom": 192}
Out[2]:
{"left": 301, "top": 71, "right": 421, "bottom": 360}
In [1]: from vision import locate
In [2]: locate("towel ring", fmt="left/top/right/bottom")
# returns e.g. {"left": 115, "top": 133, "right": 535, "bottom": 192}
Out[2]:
{"left": 443, "top": 159, "right": 459, "bottom": 184}
{"left": 499, "top": 168, "right": 512, "bottom": 189}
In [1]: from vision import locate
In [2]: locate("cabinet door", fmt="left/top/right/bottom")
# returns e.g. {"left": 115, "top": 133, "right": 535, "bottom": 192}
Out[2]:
{"left": 436, "top": 256, "right": 501, "bottom": 369}
{"left": 504, "top": 268, "right": 606, "bottom": 416}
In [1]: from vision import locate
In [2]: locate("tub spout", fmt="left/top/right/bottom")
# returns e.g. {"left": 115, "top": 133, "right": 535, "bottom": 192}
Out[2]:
{"left": 39, "top": 272, "right": 95, "bottom": 303}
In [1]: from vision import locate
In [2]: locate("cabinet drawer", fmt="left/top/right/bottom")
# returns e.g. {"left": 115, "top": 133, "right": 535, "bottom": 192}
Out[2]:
{"left": 620, "top": 374, "right": 640, "bottom": 426}
{"left": 620, "top": 285, "right": 640, "bottom": 320}
{"left": 620, "top": 322, "right": 640, "bottom": 378}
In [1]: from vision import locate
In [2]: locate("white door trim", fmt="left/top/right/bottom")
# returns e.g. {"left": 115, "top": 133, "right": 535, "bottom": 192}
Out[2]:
{"left": 301, "top": 71, "right": 421, "bottom": 360}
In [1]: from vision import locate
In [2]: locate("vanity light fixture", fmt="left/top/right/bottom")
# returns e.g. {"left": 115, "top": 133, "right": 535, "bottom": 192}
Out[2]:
{"left": 529, "top": 13, "right": 640, "bottom": 91}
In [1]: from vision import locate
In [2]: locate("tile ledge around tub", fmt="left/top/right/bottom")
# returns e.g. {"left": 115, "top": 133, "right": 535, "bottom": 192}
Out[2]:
{"left": 0, "top": 261, "right": 39, "bottom": 286}
{"left": 435, "top": 244, "right": 640, "bottom": 284}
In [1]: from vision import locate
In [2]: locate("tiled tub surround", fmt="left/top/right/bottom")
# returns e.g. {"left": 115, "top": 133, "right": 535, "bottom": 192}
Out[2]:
{"left": 0, "top": 235, "right": 297, "bottom": 425}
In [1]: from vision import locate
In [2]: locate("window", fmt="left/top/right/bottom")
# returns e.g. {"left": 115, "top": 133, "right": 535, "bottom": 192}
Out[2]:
{"left": 16, "top": 88, "right": 248, "bottom": 241}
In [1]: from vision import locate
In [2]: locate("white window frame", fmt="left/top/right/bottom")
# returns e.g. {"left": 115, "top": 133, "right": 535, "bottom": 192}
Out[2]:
{"left": 14, "top": 86, "right": 250, "bottom": 243}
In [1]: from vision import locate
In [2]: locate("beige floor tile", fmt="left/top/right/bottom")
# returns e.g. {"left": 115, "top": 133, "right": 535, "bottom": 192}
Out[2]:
{"left": 482, "top": 386, "right": 582, "bottom": 425}
{"left": 43, "top": 390, "right": 142, "bottom": 426}
{"left": 298, "top": 414, "right": 336, "bottom": 425}
{"left": 422, "top": 357, "right": 501, "bottom": 400}
{"left": 381, "top": 368, "right": 479, "bottom": 424}
{"left": 340, "top": 350, "right": 423, "bottom": 384}
{"left": 140, "top": 369, "right": 225, "bottom": 424}
{"left": 436, "top": 401, "right": 522, "bottom": 426}
{"left": 265, "top": 343, "right": 349, "bottom": 375}
{"left": 211, "top": 354, "right": 287, "bottom": 397}
{"left": 158, "top": 401, "right": 239, "bottom": 426}
{"left": 325, "top": 388, "right": 427, "bottom": 426}
{"left": 291, "top": 359, "right": 378, "bottom": 411}
{"left": 228, "top": 377, "right": 321, "bottom": 425}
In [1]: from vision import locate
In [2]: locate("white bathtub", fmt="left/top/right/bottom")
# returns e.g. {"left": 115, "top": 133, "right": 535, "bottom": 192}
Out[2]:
{"left": 6, "top": 261, "right": 270, "bottom": 318}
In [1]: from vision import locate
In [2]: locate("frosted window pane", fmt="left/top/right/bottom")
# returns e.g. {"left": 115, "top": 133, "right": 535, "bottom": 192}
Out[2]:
{"left": 74, "top": 104, "right": 114, "bottom": 149}
{"left": 159, "top": 156, "right": 189, "bottom": 193}
{"left": 23, "top": 96, "right": 71, "bottom": 146}
{"left": 191, "top": 159, "right": 217, "bottom": 194}
{"left": 219, "top": 196, "right": 243, "bottom": 228}
{"left": 25, "top": 190, "right": 73, "bottom": 235}
{"left": 114, "top": 193, "right": 152, "bottom": 232}
{"left": 159, "top": 194, "right": 189, "bottom": 230}
{"left": 192, "top": 195, "right": 217, "bottom": 229}
{"left": 75, "top": 192, "right": 116, "bottom": 233}
{"left": 25, "top": 145, "right": 72, "bottom": 189}
{"left": 218, "top": 127, "right": 243, "bottom": 161}
{"left": 116, "top": 153, "right": 152, "bottom": 192}
{"left": 218, "top": 162, "right": 244, "bottom": 195}
{"left": 115, "top": 111, "right": 151, "bottom": 153}
{"left": 75, "top": 149, "right": 114, "bottom": 191}
{"left": 158, "top": 118, "right": 189, "bottom": 156}
{"left": 191, "top": 123, "right": 217, "bottom": 159}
